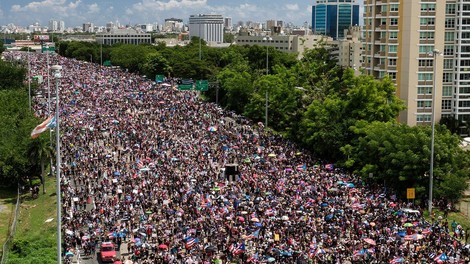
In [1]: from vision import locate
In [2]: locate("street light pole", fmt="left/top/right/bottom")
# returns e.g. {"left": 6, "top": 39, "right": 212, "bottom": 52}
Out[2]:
{"left": 51, "top": 64, "right": 62, "bottom": 264}
{"left": 429, "top": 49, "right": 441, "bottom": 215}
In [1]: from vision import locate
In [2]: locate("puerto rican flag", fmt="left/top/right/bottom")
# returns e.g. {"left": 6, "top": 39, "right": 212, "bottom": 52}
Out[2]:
{"left": 389, "top": 257, "right": 404, "bottom": 263}
{"left": 325, "top": 164, "right": 334, "bottom": 171}
{"left": 184, "top": 236, "right": 199, "bottom": 249}
{"left": 229, "top": 242, "right": 246, "bottom": 255}
{"left": 31, "top": 116, "right": 55, "bottom": 139}
{"left": 434, "top": 253, "right": 449, "bottom": 263}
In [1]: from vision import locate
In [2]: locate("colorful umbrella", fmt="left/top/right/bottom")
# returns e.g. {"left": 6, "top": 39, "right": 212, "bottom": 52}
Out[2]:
{"left": 363, "top": 238, "right": 376, "bottom": 246}
{"left": 158, "top": 244, "right": 168, "bottom": 249}
{"left": 207, "top": 126, "right": 218, "bottom": 132}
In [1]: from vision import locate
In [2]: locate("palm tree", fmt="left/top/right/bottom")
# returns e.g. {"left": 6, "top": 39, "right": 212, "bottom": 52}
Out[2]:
{"left": 27, "top": 137, "right": 52, "bottom": 194}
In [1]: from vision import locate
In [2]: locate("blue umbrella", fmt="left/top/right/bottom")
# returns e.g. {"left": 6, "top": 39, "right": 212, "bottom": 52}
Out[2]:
{"left": 114, "top": 171, "right": 121, "bottom": 176}
{"left": 254, "top": 222, "right": 263, "bottom": 227}
{"left": 325, "top": 214, "right": 334, "bottom": 221}
{"left": 65, "top": 251, "right": 74, "bottom": 257}
{"left": 346, "top": 183, "right": 355, "bottom": 188}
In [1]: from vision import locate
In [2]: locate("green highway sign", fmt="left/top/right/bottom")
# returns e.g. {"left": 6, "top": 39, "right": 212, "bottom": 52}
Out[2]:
{"left": 41, "top": 46, "right": 55, "bottom": 53}
{"left": 195, "top": 80, "right": 209, "bottom": 91}
{"left": 156, "top": 74, "right": 165, "bottom": 82}
{"left": 178, "top": 84, "right": 193, "bottom": 90}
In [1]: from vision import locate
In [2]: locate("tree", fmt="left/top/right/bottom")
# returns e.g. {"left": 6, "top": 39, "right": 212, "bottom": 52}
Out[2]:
{"left": 0, "top": 39, "right": 5, "bottom": 54}
{"left": 342, "top": 121, "right": 470, "bottom": 202}
{"left": 217, "top": 68, "right": 254, "bottom": 114}
{"left": 0, "top": 60, "right": 27, "bottom": 90}
{"left": 298, "top": 69, "right": 405, "bottom": 161}
{"left": 140, "top": 52, "right": 173, "bottom": 78}
{"left": 27, "top": 137, "right": 52, "bottom": 194}
{"left": 110, "top": 44, "right": 153, "bottom": 73}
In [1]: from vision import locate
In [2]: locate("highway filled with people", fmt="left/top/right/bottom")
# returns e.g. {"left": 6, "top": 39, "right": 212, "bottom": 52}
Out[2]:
{"left": 6, "top": 51, "right": 470, "bottom": 263}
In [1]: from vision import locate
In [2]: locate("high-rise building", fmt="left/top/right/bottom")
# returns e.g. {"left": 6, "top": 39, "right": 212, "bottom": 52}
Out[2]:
{"left": 362, "top": 1, "right": 470, "bottom": 126}
{"left": 48, "top": 19, "right": 58, "bottom": 32}
{"left": 312, "top": 0, "right": 360, "bottom": 40}
{"left": 337, "top": 25, "right": 362, "bottom": 75}
{"left": 48, "top": 19, "right": 65, "bottom": 32}
{"left": 58, "top": 21, "right": 65, "bottom": 32}
{"left": 164, "top": 18, "right": 184, "bottom": 32}
{"left": 224, "top": 17, "right": 232, "bottom": 31}
{"left": 189, "top": 14, "right": 224, "bottom": 43}
{"left": 83, "top": 22, "right": 94, "bottom": 33}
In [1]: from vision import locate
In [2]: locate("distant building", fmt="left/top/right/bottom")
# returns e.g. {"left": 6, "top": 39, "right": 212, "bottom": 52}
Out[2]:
{"left": 164, "top": 18, "right": 184, "bottom": 32}
{"left": 47, "top": 19, "right": 64, "bottom": 32}
{"left": 224, "top": 17, "right": 232, "bottom": 31}
{"left": 139, "top": 24, "right": 154, "bottom": 33}
{"left": 234, "top": 34, "right": 332, "bottom": 58}
{"left": 96, "top": 28, "right": 152, "bottom": 45}
{"left": 189, "top": 14, "right": 224, "bottom": 43}
{"left": 312, "top": 0, "right": 360, "bottom": 40}
{"left": 83, "top": 22, "right": 94, "bottom": 33}
{"left": 336, "top": 26, "right": 362, "bottom": 75}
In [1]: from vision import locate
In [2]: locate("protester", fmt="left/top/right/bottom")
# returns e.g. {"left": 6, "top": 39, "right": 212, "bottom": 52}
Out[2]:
{"left": 8, "top": 51, "right": 470, "bottom": 263}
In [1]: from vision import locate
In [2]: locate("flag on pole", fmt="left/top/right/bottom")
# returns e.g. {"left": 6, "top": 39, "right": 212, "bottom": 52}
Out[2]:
{"left": 31, "top": 116, "right": 55, "bottom": 139}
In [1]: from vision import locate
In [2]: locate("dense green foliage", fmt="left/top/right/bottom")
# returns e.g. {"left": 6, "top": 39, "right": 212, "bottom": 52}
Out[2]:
{"left": 0, "top": 60, "right": 48, "bottom": 188}
{"left": 342, "top": 121, "right": 469, "bottom": 202}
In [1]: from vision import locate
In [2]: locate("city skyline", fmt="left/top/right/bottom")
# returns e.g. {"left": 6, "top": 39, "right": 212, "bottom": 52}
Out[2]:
{"left": 0, "top": 0, "right": 317, "bottom": 28}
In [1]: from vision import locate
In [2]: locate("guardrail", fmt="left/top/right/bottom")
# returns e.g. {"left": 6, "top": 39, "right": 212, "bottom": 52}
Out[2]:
{"left": 1, "top": 184, "right": 21, "bottom": 264}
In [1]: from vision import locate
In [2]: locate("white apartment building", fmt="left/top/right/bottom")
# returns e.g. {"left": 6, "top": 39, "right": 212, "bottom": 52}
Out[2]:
{"left": 189, "top": 14, "right": 224, "bottom": 43}
{"left": 235, "top": 34, "right": 332, "bottom": 58}
{"left": 96, "top": 28, "right": 152, "bottom": 45}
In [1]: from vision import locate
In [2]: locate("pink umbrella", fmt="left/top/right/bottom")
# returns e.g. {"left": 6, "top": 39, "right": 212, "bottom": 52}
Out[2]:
{"left": 363, "top": 238, "right": 376, "bottom": 246}
{"left": 238, "top": 216, "right": 245, "bottom": 222}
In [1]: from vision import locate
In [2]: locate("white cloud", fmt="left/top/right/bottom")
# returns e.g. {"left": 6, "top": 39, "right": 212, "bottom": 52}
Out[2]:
{"left": 285, "top": 4, "right": 299, "bottom": 11}
{"left": 88, "top": 3, "right": 100, "bottom": 14}
{"left": 10, "top": 0, "right": 81, "bottom": 14}
{"left": 131, "top": 0, "right": 207, "bottom": 12}
{"left": 11, "top": 0, "right": 66, "bottom": 12}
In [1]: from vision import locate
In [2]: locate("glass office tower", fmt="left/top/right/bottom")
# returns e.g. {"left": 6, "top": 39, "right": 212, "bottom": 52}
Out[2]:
{"left": 312, "top": 0, "right": 360, "bottom": 40}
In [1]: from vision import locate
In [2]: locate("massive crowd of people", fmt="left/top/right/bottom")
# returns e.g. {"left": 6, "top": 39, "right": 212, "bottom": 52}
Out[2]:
{"left": 6, "top": 51, "right": 470, "bottom": 263}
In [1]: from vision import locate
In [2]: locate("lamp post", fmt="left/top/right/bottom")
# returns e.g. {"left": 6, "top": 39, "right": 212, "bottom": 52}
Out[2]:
{"left": 51, "top": 64, "right": 62, "bottom": 264}
{"left": 263, "top": 36, "right": 273, "bottom": 128}
{"left": 428, "top": 49, "right": 442, "bottom": 215}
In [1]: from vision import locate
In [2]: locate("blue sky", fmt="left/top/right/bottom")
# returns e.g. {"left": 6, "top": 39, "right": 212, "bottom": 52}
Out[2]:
{"left": 0, "top": 0, "right": 318, "bottom": 27}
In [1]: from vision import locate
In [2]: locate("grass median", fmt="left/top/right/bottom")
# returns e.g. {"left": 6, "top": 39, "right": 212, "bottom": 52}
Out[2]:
{"left": 0, "top": 187, "right": 16, "bottom": 258}
{"left": 6, "top": 176, "right": 57, "bottom": 264}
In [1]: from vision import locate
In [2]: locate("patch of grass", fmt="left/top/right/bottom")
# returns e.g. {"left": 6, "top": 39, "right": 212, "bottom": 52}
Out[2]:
{"left": 6, "top": 176, "right": 57, "bottom": 263}
{"left": 0, "top": 187, "right": 17, "bottom": 257}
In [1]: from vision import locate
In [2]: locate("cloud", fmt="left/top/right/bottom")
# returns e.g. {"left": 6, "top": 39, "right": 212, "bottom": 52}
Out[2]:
{"left": 0, "top": 8, "right": 3, "bottom": 17}
{"left": 10, "top": 0, "right": 81, "bottom": 16}
{"left": 11, "top": 0, "right": 66, "bottom": 12}
{"left": 130, "top": 0, "right": 207, "bottom": 12}
{"left": 285, "top": 3, "right": 299, "bottom": 11}
{"left": 88, "top": 3, "right": 100, "bottom": 14}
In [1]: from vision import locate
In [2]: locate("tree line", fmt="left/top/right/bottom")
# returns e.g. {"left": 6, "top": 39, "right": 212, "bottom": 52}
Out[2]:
{"left": 2, "top": 38, "right": 469, "bottom": 205}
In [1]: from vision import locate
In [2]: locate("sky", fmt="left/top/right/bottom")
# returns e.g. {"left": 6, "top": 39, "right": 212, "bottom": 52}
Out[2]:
{"left": 0, "top": 0, "right": 318, "bottom": 28}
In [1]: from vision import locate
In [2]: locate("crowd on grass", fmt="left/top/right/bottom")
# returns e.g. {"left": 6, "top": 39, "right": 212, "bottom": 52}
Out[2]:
{"left": 6, "top": 51, "right": 470, "bottom": 263}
